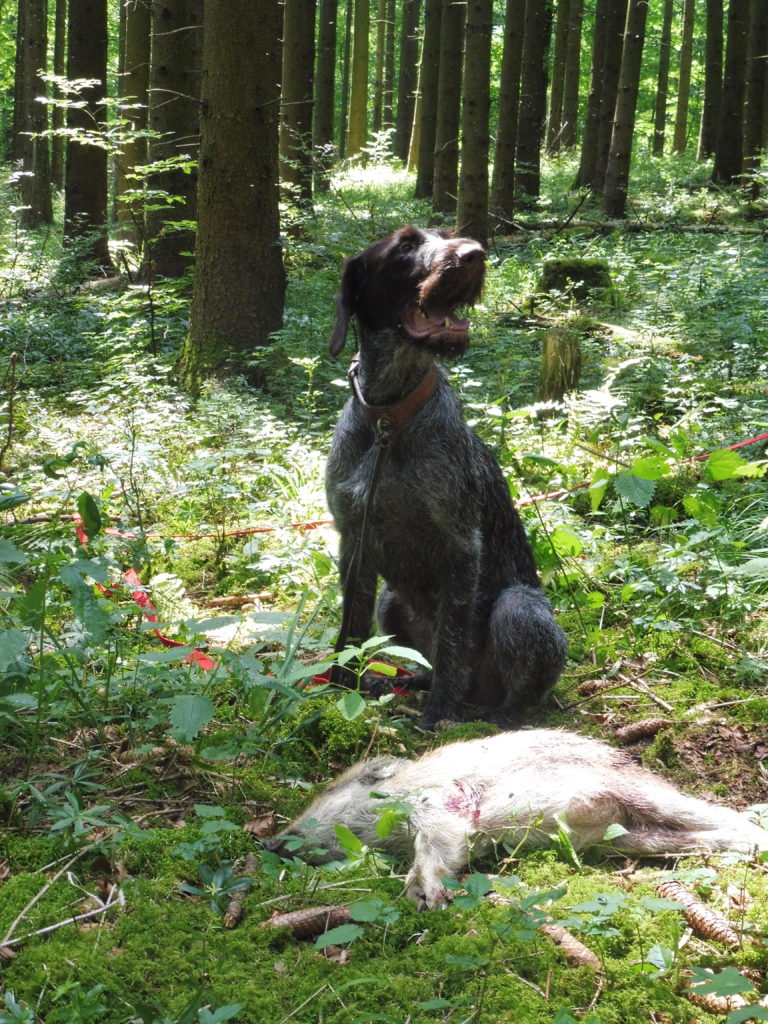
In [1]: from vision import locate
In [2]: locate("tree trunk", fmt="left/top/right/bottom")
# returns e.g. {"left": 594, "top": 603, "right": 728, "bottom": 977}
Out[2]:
{"left": 592, "top": 0, "right": 626, "bottom": 193}
{"left": 561, "top": 0, "right": 583, "bottom": 147}
{"left": 338, "top": 1, "right": 352, "bottom": 155}
{"left": 516, "top": 0, "right": 553, "bottom": 201}
{"left": 373, "top": 0, "right": 387, "bottom": 133}
{"left": 547, "top": 0, "right": 570, "bottom": 154}
{"left": 115, "top": 0, "right": 151, "bottom": 242}
{"left": 457, "top": 0, "right": 492, "bottom": 246}
{"left": 383, "top": 0, "right": 396, "bottom": 129}
{"left": 346, "top": 0, "right": 369, "bottom": 155}
{"left": 18, "top": 0, "right": 53, "bottom": 228}
{"left": 413, "top": 0, "right": 442, "bottom": 198}
{"left": 280, "top": 0, "right": 316, "bottom": 209}
{"left": 712, "top": 0, "right": 748, "bottom": 183}
{"left": 575, "top": 0, "right": 610, "bottom": 187}
{"left": 491, "top": 0, "right": 525, "bottom": 220}
{"left": 64, "top": 0, "right": 111, "bottom": 268}
{"left": 672, "top": 0, "right": 695, "bottom": 153}
{"left": 742, "top": 0, "right": 768, "bottom": 180}
{"left": 431, "top": 0, "right": 465, "bottom": 215}
{"left": 12, "top": 0, "right": 27, "bottom": 163}
{"left": 697, "top": 0, "right": 723, "bottom": 158}
{"left": 652, "top": 0, "right": 673, "bottom": 156}
{"left": 50, "top": 0, "right": 67, "bottom": 190}
{"left": 394, "top": 0, "right": 421, "bottom": 162}
{"left": 147, "top": 0, "right": 202, "bottom": 278}
{"left": 182, "top": 0, "right": 285, "bottom": 390}
{"left": 314, "top": 0, "right": 338, "bottom": 190}
{"left": 603, "top": 0, "right": 649, "bottom": 218}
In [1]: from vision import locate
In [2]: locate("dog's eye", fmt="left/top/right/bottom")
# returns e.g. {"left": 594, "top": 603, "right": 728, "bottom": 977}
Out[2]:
{"left": 398, "top": 240, "right": 415, "bottom": 254}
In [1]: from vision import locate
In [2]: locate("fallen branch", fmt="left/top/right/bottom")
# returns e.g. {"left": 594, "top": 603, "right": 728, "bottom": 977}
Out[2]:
{"left": 3, "top": 886, "right": 124, "bottom": 947}
{"left": 223, "top": 853, "right": 259, "bottom": 929}
{"left": 1, "top": 845, "right": 94, "bottom": 947}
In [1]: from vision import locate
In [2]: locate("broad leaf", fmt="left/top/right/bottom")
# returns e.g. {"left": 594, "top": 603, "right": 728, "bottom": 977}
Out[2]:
{"left": 168, "top": 694, "right": 215, "bottom": 741}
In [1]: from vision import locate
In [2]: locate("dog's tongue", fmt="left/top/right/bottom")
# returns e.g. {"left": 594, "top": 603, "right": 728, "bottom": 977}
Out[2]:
{"left": 403, "top": 304, "right": 470, "bottom": 340}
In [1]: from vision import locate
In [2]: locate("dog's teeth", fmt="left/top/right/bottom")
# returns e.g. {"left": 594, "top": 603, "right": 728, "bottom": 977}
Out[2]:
{"left": 444, "top": 317, "right": 451, "bottom": 328}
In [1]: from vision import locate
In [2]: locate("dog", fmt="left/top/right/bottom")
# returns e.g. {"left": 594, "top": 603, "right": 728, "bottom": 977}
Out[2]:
{"left": 325, "top": 225, "right": 567, "bottom": 730}
{"left": 264, "top": 729, "right": 768, "bottom": 909}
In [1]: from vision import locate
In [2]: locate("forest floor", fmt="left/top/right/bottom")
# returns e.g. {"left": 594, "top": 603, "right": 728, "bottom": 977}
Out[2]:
{"left": 1, "top": 154, "right": 768, "bottom": 1024}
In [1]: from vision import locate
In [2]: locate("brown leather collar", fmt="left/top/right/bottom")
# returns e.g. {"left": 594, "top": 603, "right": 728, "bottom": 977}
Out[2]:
{"left": 348, "top": 354, "right": 439, "bottom": 442}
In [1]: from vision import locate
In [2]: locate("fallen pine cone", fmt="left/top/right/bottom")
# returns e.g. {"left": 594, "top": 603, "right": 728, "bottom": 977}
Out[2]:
{"left": 656, "top": 879, "right": 739, "bottom": 948}
{"left": 260, "top": 905, "right": 351, "bottom": 941}
{"left": 614, "top": 718, "right": 670, "bottom": 744}
{"left": 222, "top": 854, "right": 259, "bottom": 929}
{"left": 577, "top": 679, "right": 616, "bottom": 696}
{"left": 540, "top": 924, "right": 602, "bottom": 970}
{"left": 684, "top": 970, "right": 768, "bottom": 1015}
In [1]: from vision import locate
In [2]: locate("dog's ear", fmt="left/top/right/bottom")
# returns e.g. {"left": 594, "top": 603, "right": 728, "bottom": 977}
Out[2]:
{"left": 329, "top": 253, "right": 364, "bottom": 357}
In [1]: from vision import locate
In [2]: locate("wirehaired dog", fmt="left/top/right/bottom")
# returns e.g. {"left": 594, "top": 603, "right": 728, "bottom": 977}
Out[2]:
{"left": 265, "top": 729, "right": 768, "bottom": 909}
{"left": 326, "top": 225, "right": 567, "bottom": 730}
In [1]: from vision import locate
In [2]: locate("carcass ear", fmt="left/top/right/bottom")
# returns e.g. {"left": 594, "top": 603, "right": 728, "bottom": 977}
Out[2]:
{"left": 329, "top": 252, "right": 364, "bottom": 357}
{"left": 358, "top": 757, "right": 403, "bottom": 785}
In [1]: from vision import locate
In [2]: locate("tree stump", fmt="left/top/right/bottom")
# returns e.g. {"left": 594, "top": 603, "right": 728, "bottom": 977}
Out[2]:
{"left": 539, "top": 258, "right": 612, "bottom": 299}
{"left": 539, "top": 327, "right": 582, "bottom": 402}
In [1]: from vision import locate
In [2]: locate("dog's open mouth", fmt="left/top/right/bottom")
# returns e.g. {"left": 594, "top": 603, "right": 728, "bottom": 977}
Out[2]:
{"left": 401, "top": 302, "right": 471, "bottom": 343}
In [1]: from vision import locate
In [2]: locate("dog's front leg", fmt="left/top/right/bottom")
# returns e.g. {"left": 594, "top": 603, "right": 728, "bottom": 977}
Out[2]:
{"left": 420, "top": 551, "right": 479, "bottom": 729}
{"left": 330, "top": 534, "right": 378, "bottom": 687}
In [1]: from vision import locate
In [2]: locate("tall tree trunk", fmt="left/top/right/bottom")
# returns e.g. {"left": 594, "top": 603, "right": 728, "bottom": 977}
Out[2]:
{"left": 373, "top": 0, "right": 387, "bottom": 132}
{"left": 560, "top": 0, "right": 583, "bottom": 147}
{"left": 413, "top": 0, "right": 442, "bottom": 198}
{"left": 516, "top": 0, "right": 552, "bottom": 201}
{"left": 672, "top": 0, "right": 695, "bottom": 153}
{"left": 64, "top": 0, "right": 111, "bottom": 268}
{"left": 18, "top": 0, "right": 53, "bottom": 228}
{"left": 491, "top": 0, "right": 525, "bottom": 219}
{"left": 147, "top": 0, "right": 202, "bottom": 278}
{"left": 280, "top": 0, "right": 316, "bottom": 209}
{"left": 182, "top": 0, "right": 285, "bottom": 390}
{"left": 591, "top": 0, "right": 626, "bottom": 193}
{"left": 338, "top": 1, "right": 353, "bottom": 155}
{"left": 394, "top": 0, "right": 421, "bottom": 162}
{"left": 314, "top": 0, "right": 338, "bottom": 190}
{"left": 697, "top": 0, "right": 723, "bottom": 158}
{"left": 12, "top": 0, "right": 27, "bottom": 163}
{"left": 346, "top": 0, "right": 369, "bottom": 155}
{"left": 742, "top": 0, "right": 768, "bottom": 180}
{"left": 652, "top": 0, "right": 673, "bottom": 156}
{"left": 432, "top": 0, "right": 465, "bottom": 215}
{"left": 547, "top": 0, "right": 570, "bottom": 154}
{"left": 383, "top": 0, "right": 395, "bottom": 129}
{"left": 50, "top": 0, "right": 67, "bottom": 190}
{"left": 712, "top": 0, "right": 748, "bottom": 183}
{"left": 115, "top": 0, "right": 151, "bottom": 242}
{"left": 457, "top": 0, "right": 492, "bottom": 246}
{"left": 603, "top": 0, "right": 649, "bottom": 217}
{"left": 575, "top": 0, "right": 610, "bottom": 187}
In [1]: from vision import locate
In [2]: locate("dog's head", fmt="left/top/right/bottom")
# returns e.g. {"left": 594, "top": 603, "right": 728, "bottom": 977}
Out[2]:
{"left": 329, "top": 226, "right": 485, "bottom": 357}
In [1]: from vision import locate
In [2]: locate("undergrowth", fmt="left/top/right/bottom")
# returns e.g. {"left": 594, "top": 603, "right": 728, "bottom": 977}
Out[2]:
{"left": 1, "top": 154, "right": 767, "bottom": 1023}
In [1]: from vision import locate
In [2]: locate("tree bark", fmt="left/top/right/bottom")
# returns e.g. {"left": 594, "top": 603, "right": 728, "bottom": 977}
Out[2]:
{"left": 457, "top": 0, "right": 493, "bottom": 246}
{"left": 115, "top": 0, "right": 151, "bottom": 242}
{"left": 712, "top": 0, "right": 748, "bottom": 183}
{"left": 64, "top": 0, "right": 111, "bottom": 268}
{"left": 560, "top": 0, "right": 583, "bottom": 147}
{"left": 431, "top": 0, "right": 465, "bottom": 215}
{"left": 394, "top": 0, "right": 421, "bottom": 162}
{"left": 742, "top": 0, "right": 768, "bottom": 180}
{"left": 18, "top": 0, "right": 53, "bottom": 228}
{"left": 50, "top": 0, "right": 67, "bottom": 190}
{"left": 314, "top": 0, "right": 337, "bottom": 190}
{"left": 697, "top": 0, "right": 723, "bottom": 158}
{"left": 516, "top": 0, "right": 553, "bottom": 201}
{"left": 652, "top": 0, "right": 673, "bottom": 156}
{"left": 280, "top": 0, "right": 316, "bottom": 209}
{"left": 338, "top": 1, "right": 353, "bottom": 155}
{"left": 182, "top": 0, "right": 285, "bottom": 390}
{"left": 413, "top": 0, "right": 442, "bottom": 198}
{"left": 547, "top": 0, "right": 570, "bottom": 153}
{"left": 592, "top": 0, "right": 627, "bottom": 193}
{"left": 491, "top": 0, "right": 525, "bottom": 219}
{"left": 603, "top": 0, "right": 649, "bottom": 218}
{"left": 575, "top": 0, "right": 610, "bottom": 187}
{"left": 672, "top": 0, "right": 695, "bottom": 153}
{"left": 346, "top": 0, "right": 369, "bottom": 155}
{"left": 373, "top": 0, "right": 387, "bottom": 133}
{"left": 147, "top": 0, "right": 202, "bottom": 278}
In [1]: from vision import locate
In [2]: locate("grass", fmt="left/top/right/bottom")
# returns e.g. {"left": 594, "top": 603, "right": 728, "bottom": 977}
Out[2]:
{"left": 0, "top": 153, "right": 767, "bottom": 1023}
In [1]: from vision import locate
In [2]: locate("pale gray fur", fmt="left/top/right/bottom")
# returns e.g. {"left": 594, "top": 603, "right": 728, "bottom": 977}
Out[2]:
{"left": 265, "top": 729, "right": 768, "bottom": 909}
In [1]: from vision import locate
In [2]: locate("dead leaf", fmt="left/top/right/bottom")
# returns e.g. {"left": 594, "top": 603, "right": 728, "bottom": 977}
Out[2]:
{"left": 243, "top": 813, "right": 277, "bottom": 839}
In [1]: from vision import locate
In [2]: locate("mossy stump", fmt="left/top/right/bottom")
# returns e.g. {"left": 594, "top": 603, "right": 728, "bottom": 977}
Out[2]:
{"left": 539, "top": 258, "right": 612, "bottom": 300}
{"left": 539, "top": 327, "right": 582, "bottom": 402}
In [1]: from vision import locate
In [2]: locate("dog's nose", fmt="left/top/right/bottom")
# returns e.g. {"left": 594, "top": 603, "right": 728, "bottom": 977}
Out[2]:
{"left": 456, "top": 241, "right": 484, "bottom": 264}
